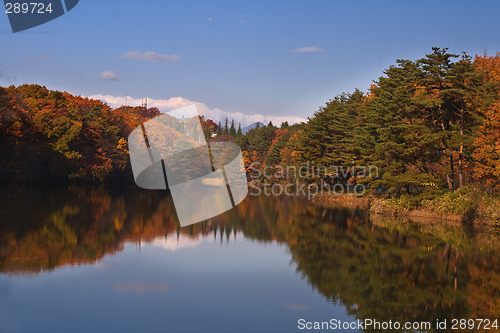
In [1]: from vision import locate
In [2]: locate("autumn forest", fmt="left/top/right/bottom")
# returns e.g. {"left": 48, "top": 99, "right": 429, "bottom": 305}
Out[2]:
{"left": 1, "top": 48, "right": 500, "bottom": 203}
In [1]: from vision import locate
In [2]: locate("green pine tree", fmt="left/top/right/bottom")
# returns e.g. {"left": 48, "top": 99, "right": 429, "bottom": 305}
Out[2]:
{"left": 216, "top": 122, "right": 223, "bottom": 137}
{"left": 236, "top": 123, "right": 243, "bottom": 137}
{"left": 229, "top": 119, "right": 236, "bottom": 136}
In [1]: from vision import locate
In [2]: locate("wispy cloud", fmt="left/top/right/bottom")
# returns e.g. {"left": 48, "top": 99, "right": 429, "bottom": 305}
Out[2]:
{"left": 292, "top": 46, "right": 324, "bottom": 53}
{"left": 238, "top": 14, "right": 247, "bottom": 24}
{"left": 99, "top": 70, "right": 122, "bottom": 81}
{"left": 21, "top": 56, "right": 50, "bottom": 62}
{"left": 208, "top": 17, "right": 214, "bottom": 22}
{"left": 122, "top": 50, "right": 180, "bottom": 63}
{"left": 0, "top": 67, "right": 11, "bottom": 80}
{"left": 89, "top": 94, "right": 307, "bottom": 126}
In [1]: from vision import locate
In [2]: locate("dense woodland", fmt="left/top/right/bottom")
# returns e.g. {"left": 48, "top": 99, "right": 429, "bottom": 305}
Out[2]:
{"left": 0, "top": 84, "right": 159, "bottom": 184}
{"left": 234, "top": 48, "right": 500, "bottom": 200}
{"left": 1, "top": 48, "right": 499, "bottom": 198}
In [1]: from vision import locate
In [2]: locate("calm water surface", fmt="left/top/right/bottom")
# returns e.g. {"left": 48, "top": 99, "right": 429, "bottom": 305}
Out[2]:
{"left": 0, "top": 187, "right": 499, "bottom": 333}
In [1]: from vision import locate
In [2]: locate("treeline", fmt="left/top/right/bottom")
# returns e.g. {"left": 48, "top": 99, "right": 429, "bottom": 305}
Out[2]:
{"left": 236, "top": 48, "right": 500, "bottom": 196}
{"left": 1, "top": 48, "right": 499, "bottom": 194}
{"left": 0, "top": 84, "right": 159, "bottom": 183}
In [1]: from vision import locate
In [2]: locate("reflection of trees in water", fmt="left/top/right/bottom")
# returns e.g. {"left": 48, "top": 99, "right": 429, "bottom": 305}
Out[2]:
{"left": 0, "top": 186, "right": 176, "bottom": 274}
{"left": 0, "top": 187, "right": 499, "bottom": 326}
{"left": 288, "top": 210, "right": 466, "bottom": 331}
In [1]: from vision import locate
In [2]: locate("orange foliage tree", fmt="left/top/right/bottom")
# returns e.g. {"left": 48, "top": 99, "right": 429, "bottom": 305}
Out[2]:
{"left": 473, "top": 101, "right": 500, "bottom": 190}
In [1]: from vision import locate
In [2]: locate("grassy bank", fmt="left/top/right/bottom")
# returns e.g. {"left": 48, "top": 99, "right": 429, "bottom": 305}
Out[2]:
{"left": 312, "top": 187, "right": 500, "bottom": 226}
{"left": 368, "top": 187, "right": 500, "bottom": 226}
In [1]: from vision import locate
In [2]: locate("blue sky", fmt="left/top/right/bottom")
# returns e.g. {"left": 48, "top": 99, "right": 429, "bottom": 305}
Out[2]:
{"left": 1, "top": 0, "right": 500, "bottom": 125}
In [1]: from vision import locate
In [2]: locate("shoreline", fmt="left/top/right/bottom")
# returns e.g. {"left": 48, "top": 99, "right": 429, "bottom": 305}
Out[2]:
{"left": 312, "top": 193, "right": 500, "bottom": 227}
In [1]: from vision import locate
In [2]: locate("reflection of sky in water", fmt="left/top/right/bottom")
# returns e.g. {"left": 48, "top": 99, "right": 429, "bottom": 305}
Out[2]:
{"left": 0, "top": 232, "right": 358, "bottom": 333}
{"left": 148, "top": 232, "right": 204, "bottom": 251}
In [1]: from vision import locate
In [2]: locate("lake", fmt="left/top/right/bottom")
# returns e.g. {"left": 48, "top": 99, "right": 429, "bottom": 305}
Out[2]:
{"left": 0, "top": 187, "right": 499, "bottom": 332}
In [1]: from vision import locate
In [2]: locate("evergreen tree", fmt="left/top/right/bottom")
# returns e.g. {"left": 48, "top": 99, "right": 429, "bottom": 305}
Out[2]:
{"left": 216, "top": 122, "right": 222, "bottom": 137}
{"left": 416, "top": 47, "right": 460, "bottom": 190}
{"left": 236, "top": 123, "right": 243, "bottom": 137}
{"left": 445, "top": 53, "right": 485, "bottom": 188}
{"left": 297, "top": 90, "right": 363, "bottom": 180}
{"left": 229, "top": 119, "right": 236, "bottom": 136}
{"left": 360, "top": 59, "right": 442, "bottom": 195}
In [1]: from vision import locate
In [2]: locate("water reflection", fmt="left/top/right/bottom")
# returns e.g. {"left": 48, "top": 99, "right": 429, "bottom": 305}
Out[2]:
{"left": 0, "top": 186, "right": 499, "bottom": 332}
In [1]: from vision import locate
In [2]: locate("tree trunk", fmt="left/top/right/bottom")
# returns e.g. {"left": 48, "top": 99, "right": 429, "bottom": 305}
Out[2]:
{"left": 458, "top": 107, "right": 465, "bottom": 188}
{"left": 458, "top": 146, "right": 464, "bottom": 188}
{"left": 447, "top": 152, "right": 455, "bottom": 190}
{"left": 439, "top": 104, "right": 454, "bottom": 190}
{"left": 450, "top": 153, "right": 455, "bottom": 190}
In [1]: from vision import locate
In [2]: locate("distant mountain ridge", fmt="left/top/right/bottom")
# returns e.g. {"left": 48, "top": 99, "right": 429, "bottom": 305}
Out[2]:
{"left": 241, "top": 122, "right": 265, "bottom": 134}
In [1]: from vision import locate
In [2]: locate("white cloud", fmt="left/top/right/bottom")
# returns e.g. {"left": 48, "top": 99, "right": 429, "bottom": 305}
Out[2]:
{"left": 148, "top": 234, "right": 201, "bottom": 251}
{"left": 99, "top": 70, "right": 122, "bottom": 81}
{"left": 89, "top": 93, "right": 307, "bottom": 126}
{"left": 292, "top": 46, "right": 324, "bottom": 53}
{"left": 208, "top": 17, "right": 214, "bottom": 21}
{"left": 238, "top": 14, "right": 247, "bottom": 24}
{"left": 122, "top": 50, "right": 180, "bottom": 63}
